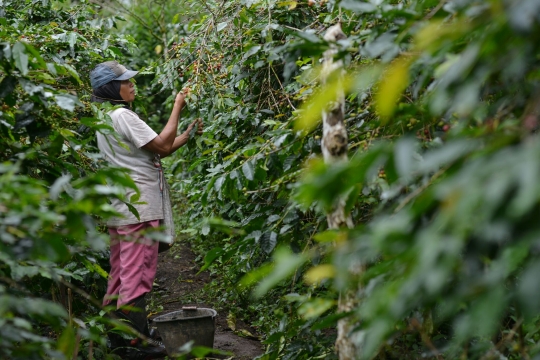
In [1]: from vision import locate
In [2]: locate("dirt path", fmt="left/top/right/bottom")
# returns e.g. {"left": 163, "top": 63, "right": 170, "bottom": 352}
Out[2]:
{"left": 148, "top": 241, "right": 264, "bottom": 359}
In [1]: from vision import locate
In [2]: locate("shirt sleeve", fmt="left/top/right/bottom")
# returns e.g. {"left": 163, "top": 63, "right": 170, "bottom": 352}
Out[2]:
{"left": 113, "top": 109, "right": 158, "bottom": 149}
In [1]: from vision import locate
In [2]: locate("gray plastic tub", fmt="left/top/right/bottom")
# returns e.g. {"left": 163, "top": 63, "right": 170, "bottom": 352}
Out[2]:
{"left": 153, "top": 307, "right": 217, "bottom": 356}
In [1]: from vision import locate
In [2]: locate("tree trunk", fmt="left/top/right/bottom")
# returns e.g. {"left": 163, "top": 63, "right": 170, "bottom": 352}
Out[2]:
{"left": 321, "top": 24, "right": 359, "bottom": 359}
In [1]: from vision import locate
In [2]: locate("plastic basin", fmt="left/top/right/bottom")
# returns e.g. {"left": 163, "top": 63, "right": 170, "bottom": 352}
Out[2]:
{"left": 153, "top": 307, "right": 217, "bottom": 356}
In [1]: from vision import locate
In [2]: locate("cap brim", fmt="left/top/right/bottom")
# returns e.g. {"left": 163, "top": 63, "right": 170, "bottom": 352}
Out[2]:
{"left": 115, "top": 70, "right": 138, "bottom": 81}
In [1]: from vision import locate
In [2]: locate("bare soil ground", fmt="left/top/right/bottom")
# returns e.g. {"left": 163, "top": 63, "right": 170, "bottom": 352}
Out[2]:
{"left": 148, "top": 241, "right": 264, "bottom": 359}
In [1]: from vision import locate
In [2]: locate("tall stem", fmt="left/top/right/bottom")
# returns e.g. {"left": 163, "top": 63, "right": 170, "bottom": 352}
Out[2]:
{"left": 320, "top": 23, "right": 360, "bottom": 360}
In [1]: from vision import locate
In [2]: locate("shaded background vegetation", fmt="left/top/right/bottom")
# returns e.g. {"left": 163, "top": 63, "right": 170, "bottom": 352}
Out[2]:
{"left": 2, "top": 0, "right": 540, "bottom": 359}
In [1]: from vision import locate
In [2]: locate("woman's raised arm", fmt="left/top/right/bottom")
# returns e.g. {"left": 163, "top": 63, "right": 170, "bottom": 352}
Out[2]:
{"left": 143, "top": 91, "right": 192, "bottom": 157}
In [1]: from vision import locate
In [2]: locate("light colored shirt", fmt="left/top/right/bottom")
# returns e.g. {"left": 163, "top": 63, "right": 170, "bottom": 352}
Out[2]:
{"left": 96, "top": 107, "right": 164, "bottom": 227}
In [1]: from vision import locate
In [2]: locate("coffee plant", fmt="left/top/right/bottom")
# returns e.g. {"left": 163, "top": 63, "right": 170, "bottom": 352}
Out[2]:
{"left": 142, "top": 0, "right": 540, "bottom": 358}
{"left": 1, "top": 0, "right": 141, "bottom": 358}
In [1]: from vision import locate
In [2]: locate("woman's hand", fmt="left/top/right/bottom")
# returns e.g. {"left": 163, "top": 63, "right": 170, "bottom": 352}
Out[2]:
{"left": 174, "top": 88, "right": 190, "bottom": 108}
{"left": 187, "top": 118, "right": 204, "bottom": 136}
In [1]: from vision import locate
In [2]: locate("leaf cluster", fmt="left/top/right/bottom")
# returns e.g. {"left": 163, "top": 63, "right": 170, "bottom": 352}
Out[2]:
{"left": 1, "top": 0, "right": 140, "bottom": 358}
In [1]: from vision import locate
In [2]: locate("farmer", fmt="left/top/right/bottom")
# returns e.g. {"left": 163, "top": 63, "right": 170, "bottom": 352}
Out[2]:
{"left": 90, "top": 60, "right": 203, "bottom": 359}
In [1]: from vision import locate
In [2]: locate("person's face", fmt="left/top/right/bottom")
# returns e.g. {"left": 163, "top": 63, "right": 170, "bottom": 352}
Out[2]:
{"left": 119, "top": 79, "right": 135, "bottom": 102}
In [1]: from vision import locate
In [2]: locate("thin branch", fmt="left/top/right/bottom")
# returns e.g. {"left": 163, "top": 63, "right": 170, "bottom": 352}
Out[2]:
{"left": 58, "top": 277, "right": 102, "bottom": 308}
{"left": 410, "top": 317, "right": 443, "bottom": 360}
{"left": 270, "top": 65, "right": 297, "bottom": 110}
{"left": 425, "top": 0, "right": 448, "bottom": 20}
{"left": 90, "top": 0, "right": 162, "bottom": 43}
{"left": 245, "top": 184, "right": 279, "bottom": 194}
{"left": 494, "top": 318, "right": 524, "bottom": 352}
{"left": 201, "top": 0, "right": 217, "bottom": 19}
{"left": 0, "top": 275, "right": 32, "bottom": 295}
{"left": 267, "top": 65, "right": 281, "bottom": 109}
{"left": 57, "top": 278, "right": 158, "bottom": 345}
{"left": 393, "top": 167, "right": 447, "bottom": 213}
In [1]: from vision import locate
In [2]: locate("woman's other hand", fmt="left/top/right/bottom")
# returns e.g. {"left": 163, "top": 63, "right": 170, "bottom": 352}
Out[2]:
{"left": 187, "top": 118, "right": 203, "bottom": 136}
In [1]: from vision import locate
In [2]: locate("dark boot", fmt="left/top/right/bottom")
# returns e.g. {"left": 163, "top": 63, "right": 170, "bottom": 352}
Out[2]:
{"left": 107, "top": 331, "right": 130, "bottom": 356}
{"left": 106, "top": 301, "right": 130, "bottom": 354}
{"left": 114, "top": 295, "right": 150, "bottom": 337}
{"left": 124, "top": 344, "right": 168, "bottom": 360}
{"left": 110, "top": 295, "right": 167, "bottom": 359}
{"left": 108, "top": 332, "right": 166, "bottom": 360}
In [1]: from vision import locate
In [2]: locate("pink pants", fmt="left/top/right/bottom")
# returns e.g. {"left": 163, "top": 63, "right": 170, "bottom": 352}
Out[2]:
{"left": 103, "top": 220, "right": 160, "bottom": 308}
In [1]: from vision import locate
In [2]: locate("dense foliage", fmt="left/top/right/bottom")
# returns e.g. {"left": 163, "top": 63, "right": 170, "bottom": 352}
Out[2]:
{"left": 3, "top": 0, "right": 540, "bottom": 359}
{"left": 150, "top": 0, "right": 540, "bottom": 359}
{"left": 0, "top": 0, "right": 141, "bottom": 358}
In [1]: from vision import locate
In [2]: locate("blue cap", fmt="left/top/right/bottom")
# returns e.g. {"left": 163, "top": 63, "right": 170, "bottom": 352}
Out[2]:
{"left": 90, "top": 61, "right": 138, "bottom": 89}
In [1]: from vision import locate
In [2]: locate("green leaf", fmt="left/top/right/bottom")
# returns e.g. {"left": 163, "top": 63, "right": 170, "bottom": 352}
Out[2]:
{"left": 125, "top": 202, "right": 140, "bottom": 220}
{"left": 19, "top": 79, "right": 44, "bottom": 95}
{"left": 61, "top": 64, "right": 82, "bottom": 84}
{"left": 298, "top": 298, "right": 335, "bottom": 320}
{"left": 239, "top": 262, "right": 274, "bottom": 289}
{"left": 304, "top": 264, "right": 336, "bottom": 285}
{"left": 50, "top": 174, "right": 71, "bottom": 200}
{"left": 130, "top": 192, "right": 140, "bottom": 202}
{"left": 244, "top": 45, "right": 261, "bottom": 59}
{"left": 48, "top": 133, "right": 64, "bottom": 157}
{"left": 25, "top": 298, "right": 68, "bottom": 319}
{"left": 224, "top": 98, "right": 236, "bottom": 107}
{"left": 81, "top": 258, "right": 108, "bottom": 279}
{"left": 375, "top": 56, "right": 412, "bottom": 122}
{"left": 217, "top": 21, "right": 229, "bottom": 31}
{"left": 12, "top": 42, "right": 29, "bottom": 75}
{"left": 54, "top": 94, "right": 81, "bottom": 111}
{"left": 260, "top": 232, "right": 277, "bottom": 254}
{"left": 340, "top": 0, "right": 377, "bottom": 13}
{"left": 204, "top": 217, "right": 244, "bottom": 236}
{"left": 199, "top": 247, "right": 225, "bottom": 272}
{"left": 214, "top": 176, "right": 226, "bottom": 191}
{"left": 242, "top": 160, "right": 255, "bottom": 181}
{"left": 313, "top": 230, "right": 343, "bottom": 243}
{"left": 47, "top": 62, "right": 58, "bottom": 76}
{"left": 0, "top": 76, "right": 17, "bottom": 98}
{"left": 518, "top": 262, "right": 540, "bottom": 318}
{"left": 254, "top": 247, "right": 308, "bottom": 298}
{"left": 9, "top": 263, "right": 40, "bottom": 281}
{"left": 57, "top": 325, "right": 76, "bottom": 358}
{"left": 21, "top": 42, "right": 47, "bottom": 70}
{"left": 68, "top": 32, "right": 77, "bottom": 52}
